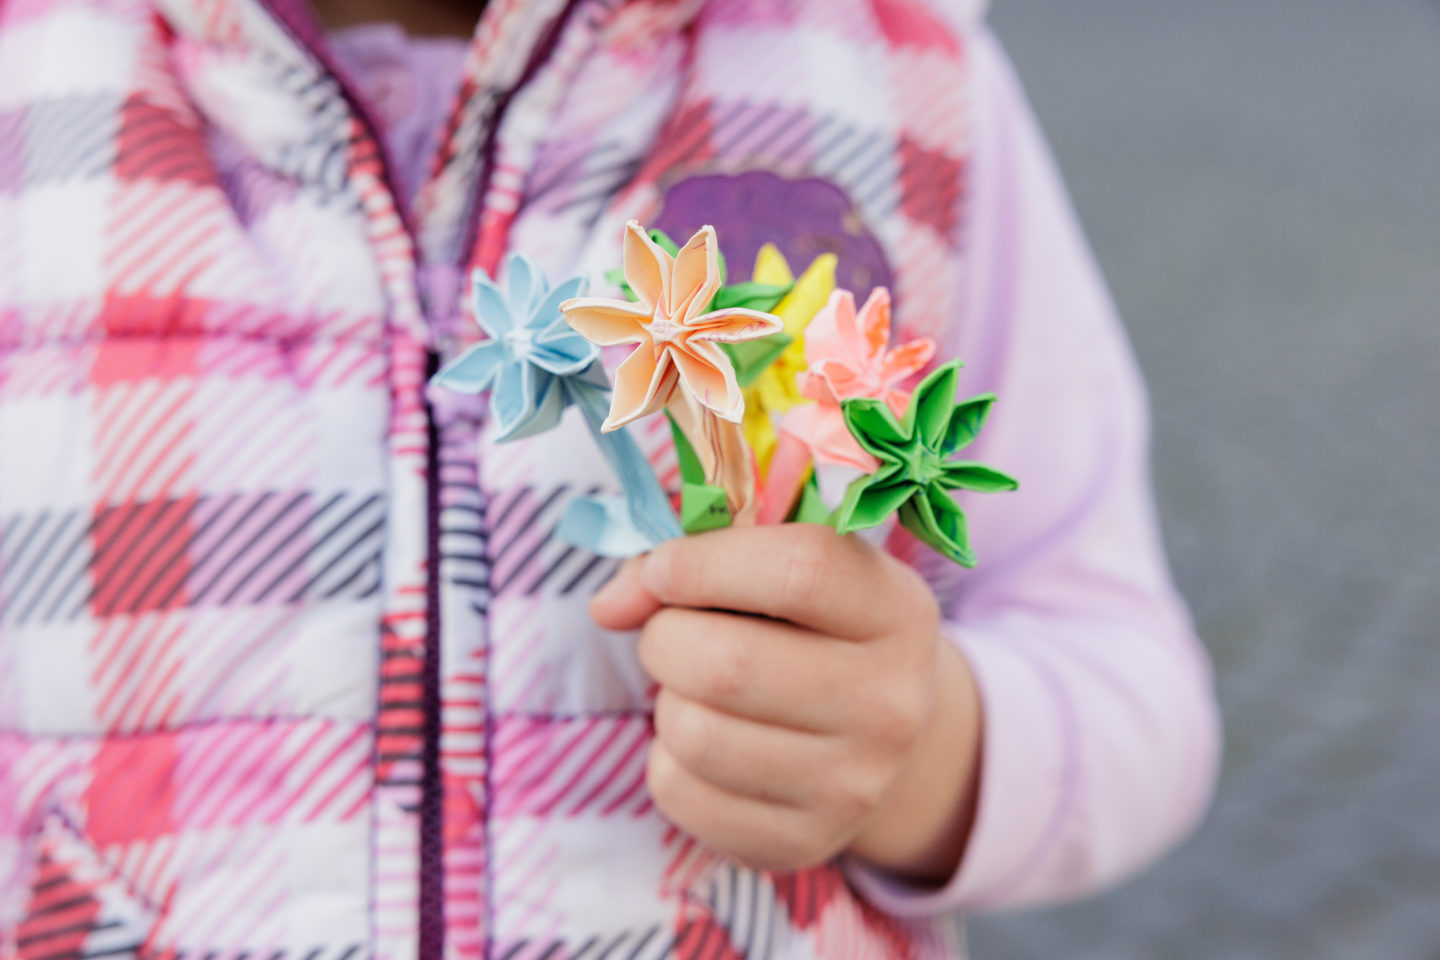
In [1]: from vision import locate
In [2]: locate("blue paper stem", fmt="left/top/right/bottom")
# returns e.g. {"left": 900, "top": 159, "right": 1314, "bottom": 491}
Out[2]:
{"left": 565, "top": 373, "right": 683, "bottom": 547}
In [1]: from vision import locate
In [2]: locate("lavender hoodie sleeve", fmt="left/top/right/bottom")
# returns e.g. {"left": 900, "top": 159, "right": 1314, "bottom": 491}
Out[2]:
{"left": 845, "top": 30, "right": 1222, "bottom": 916}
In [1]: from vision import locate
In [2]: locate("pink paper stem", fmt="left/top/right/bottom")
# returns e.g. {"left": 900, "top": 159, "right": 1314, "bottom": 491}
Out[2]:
{"left": 759, "top": 433, "right": 812, "bottom": 525}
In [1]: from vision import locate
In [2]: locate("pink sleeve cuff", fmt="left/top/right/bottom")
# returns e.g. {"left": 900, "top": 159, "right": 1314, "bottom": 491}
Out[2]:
{"left": 843, "top": 622, "right": 1073, "bottom": 918}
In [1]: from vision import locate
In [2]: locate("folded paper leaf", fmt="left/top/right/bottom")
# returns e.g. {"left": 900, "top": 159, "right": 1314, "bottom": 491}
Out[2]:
{"left": 680, "top": 483, "right": 732, "bottom": 534}
{"left": 713, "top": 282, "right": 792, "bottom": 313}
{"left": 724, "top": 330, "right": 794, "bottom": 388}
{"left": 561, "top": 221, "right": 784, "bottom": 430}
{"left": 833, "top": 360, "right": 1017, "bottom": 567}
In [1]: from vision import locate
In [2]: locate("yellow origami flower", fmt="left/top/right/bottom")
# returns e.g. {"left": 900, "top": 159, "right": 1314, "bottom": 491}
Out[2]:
{"left": 560, "top": 221, "right": 783, "bottom": 431}
{"left": 740, "top": 245, "right": 838, "bottom": 471}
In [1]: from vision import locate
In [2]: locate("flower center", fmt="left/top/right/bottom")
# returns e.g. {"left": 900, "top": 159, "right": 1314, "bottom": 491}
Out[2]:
{"left": 504, "top": 326, "right": 537, "bottom": 359}
{"left": 901, "top": 445, "right": 946, "bottom": 486}
{"left": 648, "top": 317, "right": 683, "bottom": 346}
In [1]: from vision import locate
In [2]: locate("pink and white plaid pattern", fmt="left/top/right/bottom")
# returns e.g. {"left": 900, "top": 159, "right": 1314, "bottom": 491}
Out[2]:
{"left": 0, "top": 1, "right": 984, "bottom": 958}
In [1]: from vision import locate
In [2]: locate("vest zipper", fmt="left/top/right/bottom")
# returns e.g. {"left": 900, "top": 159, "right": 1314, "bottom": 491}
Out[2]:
{"left": 248, "top": 2, "right": 439, "bottom": 955}
{"left": 420, "top": 351, "right": 445, "bottom": 960}
{"left": 253, "top": 4, "right": 592, "bottom": 959}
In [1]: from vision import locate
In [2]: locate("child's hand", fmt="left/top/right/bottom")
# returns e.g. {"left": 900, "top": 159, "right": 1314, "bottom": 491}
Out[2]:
{"left": 591, "top": 525, "right": 983, "bottom": 880}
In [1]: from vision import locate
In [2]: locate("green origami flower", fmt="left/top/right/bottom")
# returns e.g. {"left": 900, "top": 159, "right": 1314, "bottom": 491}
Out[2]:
{"left": 834, "top": 360, "right": 1018, "bottom": 567}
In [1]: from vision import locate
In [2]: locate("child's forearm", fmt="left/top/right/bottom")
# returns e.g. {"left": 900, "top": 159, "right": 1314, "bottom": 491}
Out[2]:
{"left": 845, "top": 639, "right": 983, "bottom": 884}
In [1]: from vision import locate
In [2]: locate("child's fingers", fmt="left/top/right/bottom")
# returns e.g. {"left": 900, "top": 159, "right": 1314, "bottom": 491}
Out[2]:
{"left": 653, "top": 688, "right": 840, "bottom": 807}
{"left": 647, "top": 742, "right": 836, "bottom": 872}
{"left": 589, "top": 557, "right": 662, "bottom": 630}
{"left": 636, "top": 607, "right": 860, "bottom": 733}
{"left": 640, "top": 524, "right": 914, "bottom": 639}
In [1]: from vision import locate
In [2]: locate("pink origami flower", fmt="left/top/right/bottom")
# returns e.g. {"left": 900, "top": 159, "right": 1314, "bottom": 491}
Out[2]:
{"left": 781, "top": 287, "right": 936, "bottom": 470}
{"left": 560, "top": 221, "right": 784, "bottom": 431}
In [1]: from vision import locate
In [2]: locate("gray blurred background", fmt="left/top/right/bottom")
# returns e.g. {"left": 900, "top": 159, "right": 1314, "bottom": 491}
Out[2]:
{"left": 969, "top": 2, "right": 1440, "bottom": 958}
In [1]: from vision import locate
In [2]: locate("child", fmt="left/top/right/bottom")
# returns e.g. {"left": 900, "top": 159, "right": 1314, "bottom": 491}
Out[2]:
{"left": 0, "top": 0, "right": 1219, "bottom": 957}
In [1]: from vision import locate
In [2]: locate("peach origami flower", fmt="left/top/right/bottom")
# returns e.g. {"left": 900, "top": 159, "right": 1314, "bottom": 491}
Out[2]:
{"left": 560, "top": 221, "right": 783, "bottom": 432}
{"left": 781, "top": 287, "right": 936, "bottom": 471}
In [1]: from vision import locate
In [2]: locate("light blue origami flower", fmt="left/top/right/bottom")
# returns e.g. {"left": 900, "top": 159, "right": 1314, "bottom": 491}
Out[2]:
{"left": 431, "top": 253, "right": 683, "bottom": 555}
{"left": 432, "top": 255, "right": 597, "bottom": 441}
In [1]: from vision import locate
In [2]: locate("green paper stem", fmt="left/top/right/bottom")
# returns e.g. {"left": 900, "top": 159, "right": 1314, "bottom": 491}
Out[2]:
{"left": 787, "top": 472, "right": 832, "bottom": 526}
{"left": 665, "top": 410, "right": 706, "bottom": 486}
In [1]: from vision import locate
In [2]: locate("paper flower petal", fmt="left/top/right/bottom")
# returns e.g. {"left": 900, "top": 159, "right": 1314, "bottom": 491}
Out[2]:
{"left": 671, "top": 225, "right": 722, "bottom": 322}
{"left": 807, "top": 357, "right": 865, "bottom": 403}
{"left": 939, "top": 461, "right": 1020, "bottom": 493}
{"left": 836, "top": 470, "right": 914, "bottom": 535}
{"left": 780, "top": 403, "right": 877, "bottom": 472}
{"left": 752, "top": 243, "right": 796, "bottom": 287}
{"left": 806, "top": 290, "right": 861, "bottom": 371}
{"left": 472, "top": 275, "right": 514, "bottom": 338}
{"left": 534, "top": 276, "right": 588, "bottom": 331}
{"left": 687, "top": 308, "right": 784, "bottom": 343}
{"left": 841, "top": 396, "right": 910, "bottom": 459}
{"left": 903, "top": 486, "right": 976, "bottom": 567}
{"left": 605, "top": 345, "right": 675, "bottom": 431}
{"left": 857, "top": 288, "right": 893, "bottom": 365}
{"left": 624, "top": 220, "right": 669, "bottom": 310}
{"left": 431, "top": 340, "right": 506, "bottom": 393}
{"left": 941, "top": 393, "right": 996, "bottom": 455}
{"left": 525, "top": 309, "right": 599, "bottom": 376}
{"left": 560, "top": 298, "right": 652, "bottom": 345}
{"left": 775, "top": 253, "right": 837, "bottom": 337}
{"left": 906, "top": 360, "right": 961, "bottom": 450}
{"left": 671, "top": 340, "right": 743, "bottom": 422}
{"left": 505, "top": 253, "right": 546, "bottom": 321}
{"left": 489, "top": 359, "right": 533, "bottom": 438}
{"left": 881, "top": 337, "right": 937, "bottom": 384}
{"left": 528, "top": 336, "right": 597, "bottom": 377}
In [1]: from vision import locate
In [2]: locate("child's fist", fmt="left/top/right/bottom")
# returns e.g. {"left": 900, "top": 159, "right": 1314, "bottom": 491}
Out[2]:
{"left": 591, "top": 525, "right": 980, "bottom": 877}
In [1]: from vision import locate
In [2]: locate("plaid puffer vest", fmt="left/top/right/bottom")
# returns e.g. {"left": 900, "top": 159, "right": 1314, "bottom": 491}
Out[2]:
{"left": 0, "top": 1, "right": 982, "bottom": 958}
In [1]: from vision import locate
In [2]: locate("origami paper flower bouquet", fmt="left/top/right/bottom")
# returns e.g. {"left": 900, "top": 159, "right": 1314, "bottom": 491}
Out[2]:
{"left": 432, "top": 221, "right": 1017, "bottom": 567}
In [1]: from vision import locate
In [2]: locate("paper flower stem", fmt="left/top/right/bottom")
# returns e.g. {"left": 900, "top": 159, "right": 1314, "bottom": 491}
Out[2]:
{"left": 757, "top": 432, "right": 813, "bottom": 525}
{"left": 667, "top": 395, "right": 758, "bottom": 526}
{"left": 566, "top": 373, "right": 684, "bottom": 547}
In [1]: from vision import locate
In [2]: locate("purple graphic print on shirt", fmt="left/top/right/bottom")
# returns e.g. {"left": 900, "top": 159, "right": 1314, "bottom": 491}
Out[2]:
{"left": 651, "top": 171, "right": 895, "bottom": 296}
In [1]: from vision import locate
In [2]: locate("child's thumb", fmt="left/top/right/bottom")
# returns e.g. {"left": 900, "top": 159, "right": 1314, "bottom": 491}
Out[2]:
{"left": 589, "top": 556, "right": 663, "bottom": 631}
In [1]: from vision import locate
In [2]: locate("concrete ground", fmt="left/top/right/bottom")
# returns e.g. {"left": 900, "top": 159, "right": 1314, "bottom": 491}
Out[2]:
{"left": 968, "top": 2, "right": 1440, "bottom": 958}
